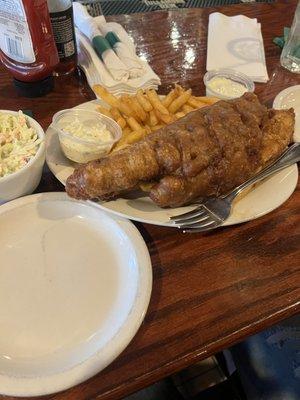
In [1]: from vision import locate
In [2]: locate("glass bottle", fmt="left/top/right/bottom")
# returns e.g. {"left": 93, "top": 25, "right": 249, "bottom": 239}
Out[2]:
{"left": 0, "top": 0, "right": 59, "bottom": 97}
{"left": 280, "top": 1, "right": 300, "bottom": 73}
{"left": 47, "top": 0, "right": 77, "bottom": 76}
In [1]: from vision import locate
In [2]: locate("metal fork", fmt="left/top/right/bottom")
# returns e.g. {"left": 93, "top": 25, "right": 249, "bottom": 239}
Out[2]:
{"left": 170, "top": 142, "right": 300, "bottom": 233}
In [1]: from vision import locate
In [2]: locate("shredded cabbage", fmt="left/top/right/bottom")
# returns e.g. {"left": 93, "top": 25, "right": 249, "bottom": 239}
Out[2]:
{"left": 0, "top": 111, "right": 41, "bottom": 178}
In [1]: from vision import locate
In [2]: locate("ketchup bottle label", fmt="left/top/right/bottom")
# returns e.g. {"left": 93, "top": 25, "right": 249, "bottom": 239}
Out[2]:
{"left": 0, "top": 0, "right": 35, "bottom": 63}
{"left": 50, "top": 6, "right": 76, "bottom": 61}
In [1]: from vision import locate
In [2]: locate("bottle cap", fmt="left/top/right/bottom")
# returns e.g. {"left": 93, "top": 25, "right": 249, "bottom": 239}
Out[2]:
{"left": 13, "top": 75, "right": 54, "bottom": 98}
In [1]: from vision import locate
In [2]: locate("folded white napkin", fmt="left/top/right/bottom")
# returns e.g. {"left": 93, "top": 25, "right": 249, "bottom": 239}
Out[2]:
{"left": 95, "top": 17, "right": 136, "bottom": 53}
{"left": 113, "top": 42, "right": 144, "bottom": 78}
{"left": 73, "top": 3, "right": 160, "bottom": 94}
{"left": 207, "top": 13, "right": 269, "bottom": 83}
{"left": 101, "top": 47, "right": 129, "bottom": 82}
{"left": 76, "top": 29, "right": 161, "bottom": 96}
{"left": 98, "top": 23, "right": 145, "bottom": 79}
{"left": 73, "top": 2, "right": 129, "bottom": 81}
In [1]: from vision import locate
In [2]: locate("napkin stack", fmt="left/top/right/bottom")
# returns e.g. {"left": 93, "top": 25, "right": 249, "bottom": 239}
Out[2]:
{"left": 73, "top": 3, "right": 160, "bottom": 96}
{"left": 207, "top": 13, "right": 269, "bottom": 83}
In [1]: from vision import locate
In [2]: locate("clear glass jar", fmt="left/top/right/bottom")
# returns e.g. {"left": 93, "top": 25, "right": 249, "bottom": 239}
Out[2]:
{"left": 280, "top": 2, "right": 300, "bottom": 73}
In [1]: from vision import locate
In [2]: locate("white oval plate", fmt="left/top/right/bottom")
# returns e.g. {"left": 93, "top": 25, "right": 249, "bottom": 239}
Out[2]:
{"left": 273, "top": 85, "right": 300, "bottom": 142}
{"left": 0, "top": 192, "right": 152, "bottom": 396}
{"left": 46, "top": 100, "right": 298, "bottom": 228}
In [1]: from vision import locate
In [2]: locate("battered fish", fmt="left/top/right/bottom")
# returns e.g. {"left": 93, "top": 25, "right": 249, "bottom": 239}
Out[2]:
{"left": 66, "top": 93, "right": 295, "bottom": 207}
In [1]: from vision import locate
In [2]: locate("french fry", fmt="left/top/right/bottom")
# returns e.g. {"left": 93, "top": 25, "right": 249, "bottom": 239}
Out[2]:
{"left": 130, "top": 96, "right": 147, "bottom": 122}
{"left": 175, "top": 111, "right": 186, "bottom": 119}
{"left": 161, "top": 89, "right": 177, "bottom": 108}
{"left": 126, "top": 116, "right": 143, "bottom": 132}
{"left": 149, "top": 110, "right": 158, "bottom": 127}
{"left": 139, "top": 182, "right": 155, "bottom": 192}
{"left": 119, "top": 96, "right": 136, "bottom": 117}
{"left": 93, "top": 85, "right": 119, "bottom": 108}
{"left": 151, "top": 124, "right": 164, "bottom": 131}
{"left": 155, "top": 109, "right": 174, "bottom": 125}
{"left": 194, "top": 96, "right": 219, "bottom": 105}
{"left": 182, "top": 104, "right": 195, "bottom": 114}
{"left": 174, "top": 84, "right": 184, "bottom": 94}
{"left": 144, "top": 125, "right": 152, "bottom": 134}
{"left": 123, "top": 126, "right": 131, "bottom": 135}
{"left": 94, "top": 86, "right": 133, "bottom": 117}
{"left": 146, "top": 89, "right": 169, "bottom": 115}
{"left": 122, "top": 96, "right": 135, "bottom": 116}
{"left": 136, "top": 89, "right": 153, "bottom": 112}
{"left": 96, "top": 105, "right": 113, "bottom": 119}
{"left": 110, "top": 107, "right": 122, "bottom": 120}
{"left": 168, "top": 89, "right": 192, "bottom": 113}
{"left": 187, "top": 97, "right": 207, "bottom": 109}
{"left": 114, "top": 127, "right": 146, "bottom": 150}
{"left": 110, "top": 107, "right": 126, "bottom": 128}
{"left": 112, "top": 142, "right": 129, "bottom": 152}
{"left": 116, "top": 117, "right": 126, "bottom": 129}
{"left": 112, "top": 130, "right": 131, "bottom": 152}
{"left": 126, "top": 129, "right": 146, "bottom": 144}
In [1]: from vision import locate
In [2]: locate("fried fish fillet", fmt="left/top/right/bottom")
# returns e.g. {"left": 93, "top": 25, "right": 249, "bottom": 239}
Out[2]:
{"left": 66, "top": 93, "right": 295, "bottom": 207}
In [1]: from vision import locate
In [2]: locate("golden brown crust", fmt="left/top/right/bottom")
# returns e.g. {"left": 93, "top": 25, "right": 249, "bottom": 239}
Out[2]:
{"left": 66, "top": 93, "right": 295, "bottom": 207}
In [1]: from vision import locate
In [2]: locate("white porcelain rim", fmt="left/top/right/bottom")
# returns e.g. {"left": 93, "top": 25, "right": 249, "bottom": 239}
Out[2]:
{"left": 0, "top": 192, "right": 152, "bottom": 397}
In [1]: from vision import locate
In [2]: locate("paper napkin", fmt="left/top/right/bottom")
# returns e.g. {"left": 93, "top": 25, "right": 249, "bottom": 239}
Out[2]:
{"left": 207, "top": 13, "right": 269, "bottom": 83}
{"left": 73, "top": 3, "right": 160, "bottom": 95}
{"left": 76, "top": 30, "right": 160, "bottom": 96}
{"left": 73, "top": 2, "right": 129, "bottom": 81}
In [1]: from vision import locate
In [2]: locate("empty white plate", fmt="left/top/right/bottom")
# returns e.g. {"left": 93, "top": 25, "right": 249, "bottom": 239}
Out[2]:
{"left": 0, "top": 192, "right": 152, "bottom": 396}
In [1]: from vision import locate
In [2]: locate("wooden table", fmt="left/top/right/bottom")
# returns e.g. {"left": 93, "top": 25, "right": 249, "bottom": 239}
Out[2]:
{"left": 1, "top": 1, "right": 299, "bottom": 399}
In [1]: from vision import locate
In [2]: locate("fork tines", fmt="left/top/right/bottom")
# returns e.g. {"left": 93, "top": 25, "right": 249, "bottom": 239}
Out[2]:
{"left": 170, "top": 204, "right": 223, "bottom": 233}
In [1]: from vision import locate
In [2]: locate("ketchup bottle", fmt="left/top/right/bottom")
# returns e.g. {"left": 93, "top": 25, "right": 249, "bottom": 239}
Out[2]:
{"left": 0, "top": 0, "right": 59, "bottom": 97}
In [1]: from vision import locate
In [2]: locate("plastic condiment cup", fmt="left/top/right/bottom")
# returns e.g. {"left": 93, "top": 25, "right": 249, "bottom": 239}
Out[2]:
{"left": 203, "top": 69, "right": 255, "bottom": 100}
{"left": 51, "top": 109, "right": 122, "bottom": 163}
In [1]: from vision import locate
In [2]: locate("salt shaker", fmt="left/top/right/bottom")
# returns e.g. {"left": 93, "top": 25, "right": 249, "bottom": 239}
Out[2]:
{"left": 280, "top": 1, "right": 300, "bottom": 73}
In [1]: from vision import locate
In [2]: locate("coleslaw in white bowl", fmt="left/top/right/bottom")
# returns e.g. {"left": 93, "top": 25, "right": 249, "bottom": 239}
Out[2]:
{"left": 0, "top": 110, "right": 45, "bottom": 203}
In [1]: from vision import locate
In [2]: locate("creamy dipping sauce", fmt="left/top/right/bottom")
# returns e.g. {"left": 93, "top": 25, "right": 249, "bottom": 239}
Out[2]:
{"left": 61, "top": 118, "right": 112, "bottom": 143}
{"left": 58, "top": 117, "right": 113, "bottom": 164}
{"left": 206, "top": 76, "right": 248, "bottom": 98}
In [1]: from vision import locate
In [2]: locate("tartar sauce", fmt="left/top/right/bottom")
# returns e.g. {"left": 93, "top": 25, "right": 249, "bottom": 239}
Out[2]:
{"left": 59, "top": 117, "right": 113, "bottom": 164}
{"left": 206, "top": 76, "right": 248, "bottom": 99}
{"left": 61, "top": 118, "right": 112, "bottom": 143}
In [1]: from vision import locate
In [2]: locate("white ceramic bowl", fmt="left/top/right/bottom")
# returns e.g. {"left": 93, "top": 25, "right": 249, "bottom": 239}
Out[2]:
{"left": 0, "top": 110, "right": 45, "bottom": 203}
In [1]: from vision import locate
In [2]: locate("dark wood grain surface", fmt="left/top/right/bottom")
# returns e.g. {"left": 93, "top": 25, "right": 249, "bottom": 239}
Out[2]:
{"left": 0, "top": 1, "right": 299, "bottom": 399}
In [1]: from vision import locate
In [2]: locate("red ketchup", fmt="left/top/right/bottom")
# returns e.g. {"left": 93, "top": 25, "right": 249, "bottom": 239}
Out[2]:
{"left": 0, "top": 0, "right": 59, "bottom": 97}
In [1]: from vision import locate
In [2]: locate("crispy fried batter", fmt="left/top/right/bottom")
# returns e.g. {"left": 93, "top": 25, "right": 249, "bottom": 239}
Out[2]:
{"left": 66, "top": 93, "right": 295, "bottom": 207}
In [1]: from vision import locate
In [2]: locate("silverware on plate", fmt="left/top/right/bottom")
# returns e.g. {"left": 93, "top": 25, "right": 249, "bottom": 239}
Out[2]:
{"left": 171, "top": 142, "right": 300, "bottom": 233}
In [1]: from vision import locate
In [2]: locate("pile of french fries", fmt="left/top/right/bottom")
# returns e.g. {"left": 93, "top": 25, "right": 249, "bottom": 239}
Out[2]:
{"left": 93, "top": 84, "right": 219, "bottom": 152}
